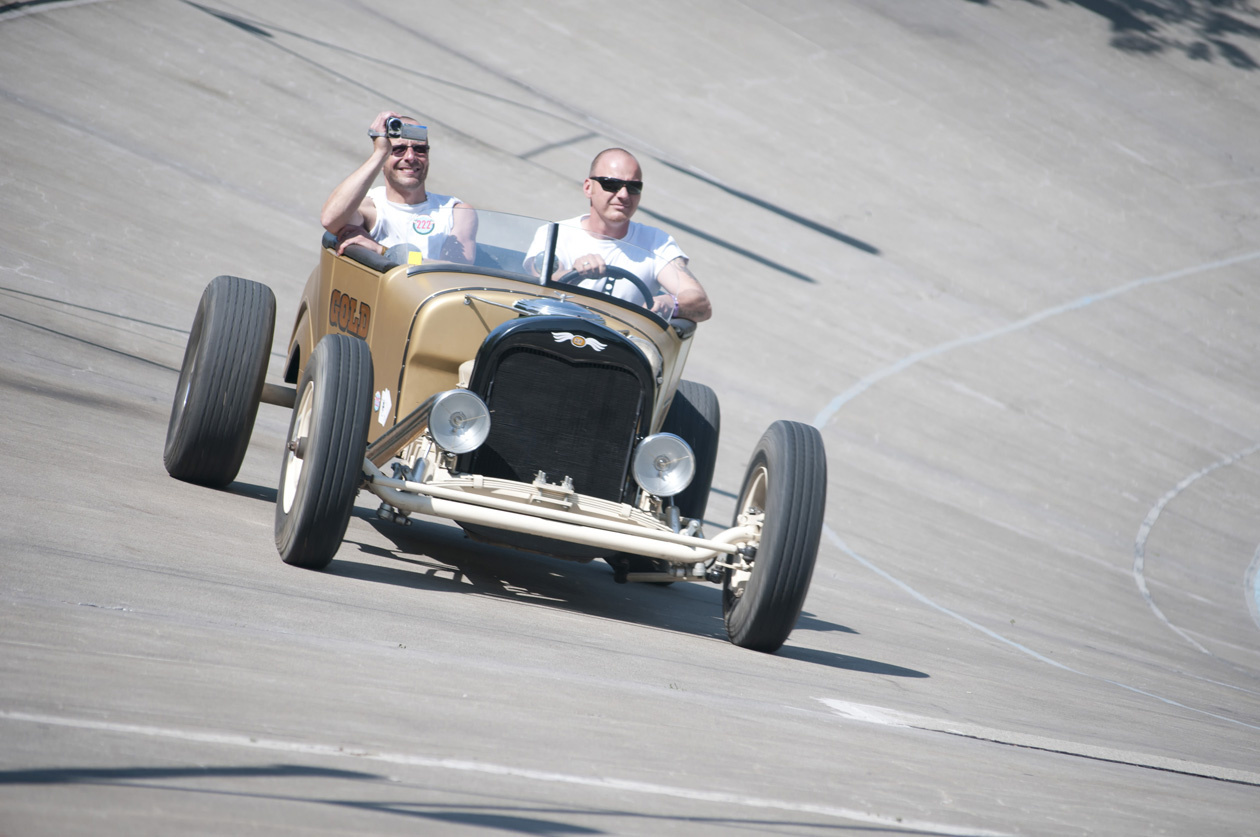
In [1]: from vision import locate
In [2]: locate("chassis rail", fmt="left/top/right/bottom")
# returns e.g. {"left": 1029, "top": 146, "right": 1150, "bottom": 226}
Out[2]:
{"left": 362, "top": 460, "right": 753, "bottom": 563}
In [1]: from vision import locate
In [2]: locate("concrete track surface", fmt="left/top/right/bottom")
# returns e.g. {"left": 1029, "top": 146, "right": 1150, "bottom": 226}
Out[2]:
{"left": 3, "top": 1, "right": 1259, "bottom": 834}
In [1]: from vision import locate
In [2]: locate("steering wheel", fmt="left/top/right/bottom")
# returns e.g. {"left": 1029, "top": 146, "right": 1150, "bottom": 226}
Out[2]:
{"left": 554, "top": 264, "right": 655, "bottom": 310}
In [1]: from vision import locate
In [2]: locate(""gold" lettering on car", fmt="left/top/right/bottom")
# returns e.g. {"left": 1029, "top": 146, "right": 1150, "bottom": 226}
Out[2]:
{"left": 329, "top": 290, "right": 371, "bottom": 339}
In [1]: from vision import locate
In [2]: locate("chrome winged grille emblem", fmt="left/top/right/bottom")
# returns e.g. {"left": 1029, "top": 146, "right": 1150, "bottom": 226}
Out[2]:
{"left": 552, "top": 332, "right": 607, "bottom": 351}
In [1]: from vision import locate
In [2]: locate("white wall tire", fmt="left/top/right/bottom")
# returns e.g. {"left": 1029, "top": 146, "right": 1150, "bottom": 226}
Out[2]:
{"left": 724, "top": 421, "right": 827, "bottom": 652}
{"left": 274, "top": 334, "right": 373, "bottom": 570}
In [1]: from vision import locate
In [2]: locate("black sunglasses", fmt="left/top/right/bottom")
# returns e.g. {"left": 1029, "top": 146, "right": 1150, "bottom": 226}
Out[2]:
{"left": 391, "top": 143, "right": 429, "bottom": 156}
{"left": 590, "top": 176, "right": 643, "bottom": 195}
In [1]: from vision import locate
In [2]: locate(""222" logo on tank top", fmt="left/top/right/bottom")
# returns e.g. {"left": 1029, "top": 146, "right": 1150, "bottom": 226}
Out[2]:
{"left": 412, "top": 217, "right": 435, "bottom": 235}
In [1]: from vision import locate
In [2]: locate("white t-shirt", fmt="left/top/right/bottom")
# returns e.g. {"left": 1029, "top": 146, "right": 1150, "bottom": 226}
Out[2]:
{"left": 526, "top": 215, "right": 686, "bottom": 305}
{"left": 368, "top": 187, "right": 463, "bottom": 261}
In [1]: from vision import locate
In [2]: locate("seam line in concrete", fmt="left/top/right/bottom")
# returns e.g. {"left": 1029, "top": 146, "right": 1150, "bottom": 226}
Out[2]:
{"left": 817, "top": 699, "right": 1260, "bottom": 786}
{"left": 0, "top": 709, "right": 1010, "bottom": 837}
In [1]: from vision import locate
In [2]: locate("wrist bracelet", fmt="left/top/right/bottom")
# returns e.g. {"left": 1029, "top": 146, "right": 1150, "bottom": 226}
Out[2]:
{"left": 670, "top": 293, "right": 678, "bottom": 319}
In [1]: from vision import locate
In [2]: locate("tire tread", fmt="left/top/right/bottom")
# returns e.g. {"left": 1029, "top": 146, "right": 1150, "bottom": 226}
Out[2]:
{"left": 725, "top": 420, "right": 827, "bottom": 652}
{"left": 274, "top": 334, "right": 373, "bottom": 569}
{"left": 164, "top": 275, "right": 275, "bottom": 487}
{"left": 660, "top": 380, "right": 721, "bottom": 522}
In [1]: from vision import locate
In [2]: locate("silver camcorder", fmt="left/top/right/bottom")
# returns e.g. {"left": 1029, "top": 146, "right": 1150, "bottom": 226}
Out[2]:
{"left": 369, "top": 117, "right": 428, "bottom": 143}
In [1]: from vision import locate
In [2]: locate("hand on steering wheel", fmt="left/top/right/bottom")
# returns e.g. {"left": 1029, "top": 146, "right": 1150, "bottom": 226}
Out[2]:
{"left": 571, "top": 254, "right": 606, "bottom": 279}
{"left": 553, "top": 262, "right": 655, "bottom": 310}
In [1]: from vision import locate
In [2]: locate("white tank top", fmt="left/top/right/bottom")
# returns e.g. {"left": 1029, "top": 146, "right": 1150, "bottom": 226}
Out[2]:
{"left": 368, "top": 187, "right": 463, "bottom": 260}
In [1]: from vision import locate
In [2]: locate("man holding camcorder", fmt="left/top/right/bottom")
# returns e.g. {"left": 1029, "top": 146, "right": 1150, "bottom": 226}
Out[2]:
{"left": 320, "top": 110, "right": 476, "bottom": 264}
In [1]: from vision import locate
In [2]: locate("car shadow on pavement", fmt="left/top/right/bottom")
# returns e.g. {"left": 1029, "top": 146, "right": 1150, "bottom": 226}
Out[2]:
{"left": 202, "top": 492, "right": 924, "bottom": 672}
{"left": 774, "top": 645, "right": 929, "bottom": 677}
{"left": 223, "top": 481, "right": 277, "bottom": 503}
{"left": 795, "top": 610, "right": 857, "bottom": 634}
{"left": 338, "top": 509, "right": 730, "bottom": 642}
{"left": 333, "top": 510, "right": 929, "bottom": 676}
{"left": 213, "top": 484, "right": 721, "bottom": 640}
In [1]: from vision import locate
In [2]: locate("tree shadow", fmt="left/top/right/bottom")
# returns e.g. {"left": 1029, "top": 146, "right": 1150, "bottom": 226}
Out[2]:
{"left": 0, "top": 759, "right": 953, "bottom": 834}
{"left": 0, "top": 764, "right": 375, "bottom": 785}
{"left": 970, "top": 0, "right": 1260, "bottom": 69}
{"left": 0, "top": 762, "right": 600, "bottom": 834}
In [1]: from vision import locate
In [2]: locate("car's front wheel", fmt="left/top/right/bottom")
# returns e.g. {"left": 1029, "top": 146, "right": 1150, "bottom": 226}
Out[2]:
{"left": 724, "top": 421, "right": 827, "bottom": 652}
{"left": 274, "top": 333, "right": 373, "bottom": 570}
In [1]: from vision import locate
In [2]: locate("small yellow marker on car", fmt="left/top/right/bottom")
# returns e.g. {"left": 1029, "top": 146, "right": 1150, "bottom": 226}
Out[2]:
{"left": 407, "top": 252, "right": 424, "bottom": 266}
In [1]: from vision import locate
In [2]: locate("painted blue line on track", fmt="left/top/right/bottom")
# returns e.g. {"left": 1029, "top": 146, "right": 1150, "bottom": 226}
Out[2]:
{"left": 1254, "top": 559, "right": 1260, "bottom": 627}
{"left": 813, "top": 250, "right": 1260, "bottom": 729}
{"left": 1133, "top": 444, "right": 1260, "bottom": 655}
{"left": 1247, "top": 545, "right": 1260, "bottom": 633}
{"left": 812, "top": 249, "right": 1260, "bottom": 429}
{"left": 824, "top": 526, "right": 1260, "bottom": 731}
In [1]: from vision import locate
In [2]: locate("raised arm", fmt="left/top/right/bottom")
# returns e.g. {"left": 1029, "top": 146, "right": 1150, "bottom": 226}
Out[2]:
{"left": 319, "top": 111, "right": 398, "bottom": 234}
{"left": 654, "top": 257, "right": 711, "bottom": 322}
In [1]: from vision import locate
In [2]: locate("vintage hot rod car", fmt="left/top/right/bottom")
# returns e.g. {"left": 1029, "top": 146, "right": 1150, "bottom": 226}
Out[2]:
{"left": 163, "top": 209, "right": 826, "bottom": 652}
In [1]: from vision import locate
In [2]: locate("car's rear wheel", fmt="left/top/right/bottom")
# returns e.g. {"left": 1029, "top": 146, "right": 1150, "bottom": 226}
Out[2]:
{"left": 163, "top": 275, "right": 275, "bottom": 487}
{"left": 661, "top": 380, "right": 720, "bottom": 524}
{"left": 724, "top": 421, "right": 827, "bottom": 652}
{"left": 274, "top": 333, "right": 373, "bottom": 570}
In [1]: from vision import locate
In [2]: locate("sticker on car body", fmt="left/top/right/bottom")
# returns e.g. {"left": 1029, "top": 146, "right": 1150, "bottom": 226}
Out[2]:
{"left": 375, "top": 388, "right": 392, "bottom": 426}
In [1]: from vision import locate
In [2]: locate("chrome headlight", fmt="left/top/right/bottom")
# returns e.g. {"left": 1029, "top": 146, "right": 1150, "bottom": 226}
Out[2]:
{"left": 429, "top": 390, "right": 491, "bottom": 453}
{"left": 631, "top": 433, "right": 695, "bottom": 497}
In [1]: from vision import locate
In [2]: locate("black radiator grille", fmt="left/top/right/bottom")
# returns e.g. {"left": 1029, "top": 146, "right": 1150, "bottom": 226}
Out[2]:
{"left": 469, "top": 347, "right": 644, "bottom": 501}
